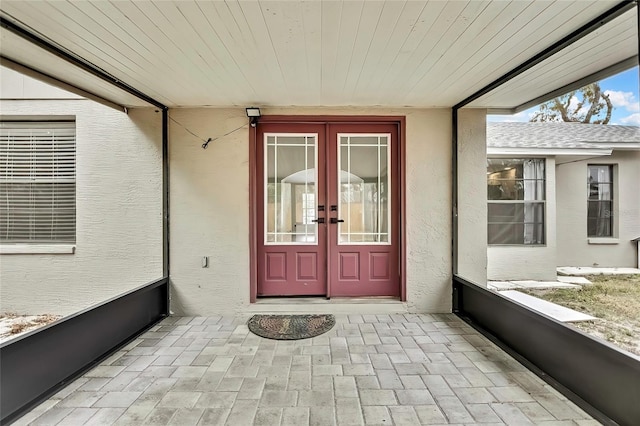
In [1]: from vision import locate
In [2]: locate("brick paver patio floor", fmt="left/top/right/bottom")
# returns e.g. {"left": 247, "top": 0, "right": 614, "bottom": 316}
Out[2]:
{"left": 15, "top": 314, "right": 597, "bottom": 425}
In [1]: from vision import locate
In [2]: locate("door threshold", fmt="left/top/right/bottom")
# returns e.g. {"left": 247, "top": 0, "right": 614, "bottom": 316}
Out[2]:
{"left": 255, "top": 297, "right": 401, "bottom": 304}
{"left": 250, "top": 297, "right": 407, "bottom": 314}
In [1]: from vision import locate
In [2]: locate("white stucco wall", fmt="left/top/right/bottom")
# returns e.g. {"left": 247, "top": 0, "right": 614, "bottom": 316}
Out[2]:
{"left": 457, "top": 109, "right": 488, "bottom": 284}
{"left": 556, "top": 151, "right": 640, "bottom": 267}
{"left": 168, "top": 107, "right": 461, "bottom": 315}
{"left": 168, "top": 108, "right": 251, "bottom": 315}
{"left": 0, "top": 97, "right": 163, "bottom": 315}
{"left": 487, "top": 157, "right": 558, "bottom": 281}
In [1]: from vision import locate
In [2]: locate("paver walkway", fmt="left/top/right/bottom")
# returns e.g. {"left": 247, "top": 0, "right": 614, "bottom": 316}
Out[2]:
{"left": 16, "top": 314, "right": 597, "bottom": 425}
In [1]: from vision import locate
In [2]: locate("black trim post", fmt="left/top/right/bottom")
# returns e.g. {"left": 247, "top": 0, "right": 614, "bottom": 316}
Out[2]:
{"left": 162, "top": 108, "right": 170, "bottom": 286}
{"left": 451, "top": 108, "right": 458, "bottom": 279}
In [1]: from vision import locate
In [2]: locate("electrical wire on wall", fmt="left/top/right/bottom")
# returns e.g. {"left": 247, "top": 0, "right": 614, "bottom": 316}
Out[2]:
{"left": 168, "top": 115, "right": 247, "bottom": 149}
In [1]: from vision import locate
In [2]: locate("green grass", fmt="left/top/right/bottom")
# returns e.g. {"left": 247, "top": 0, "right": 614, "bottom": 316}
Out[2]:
{"left": 533, "top": 274, "right": 640, "bottom": 319}
{"left": 522, "top": 275, "right": 640, "bottom": 355}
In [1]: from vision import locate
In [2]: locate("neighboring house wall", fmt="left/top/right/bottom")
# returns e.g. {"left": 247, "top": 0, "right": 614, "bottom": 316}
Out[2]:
{"left": 556, "top": 150, "right": 640, "bottom": 267}
{"left": 0, "top": 68, "right": 163, "bottom": 316}
{"left": 169, "top": 107, "right": 481, "bottom": 315}
{"left": 487, "top": 157, "right": 558, "bottom": 281}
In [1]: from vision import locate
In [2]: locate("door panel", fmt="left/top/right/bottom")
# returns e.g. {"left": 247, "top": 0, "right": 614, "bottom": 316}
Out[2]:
{"left": 256, "top": 121, "right": 399, "bottom": 297}
{"left": 257, "top": 123, "right": 327, "bottom": 296}
{"left": 328, "top": 124, "right": 399, "bottom": 297}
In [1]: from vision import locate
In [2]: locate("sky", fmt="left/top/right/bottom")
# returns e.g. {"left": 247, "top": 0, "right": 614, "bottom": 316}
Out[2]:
{"left": 487, "top": 66, "right": 640, "bottom": 126}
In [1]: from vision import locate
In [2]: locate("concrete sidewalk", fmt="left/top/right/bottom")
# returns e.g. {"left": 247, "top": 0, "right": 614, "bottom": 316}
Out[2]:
{"left": 15, "top": 314, "right": 596, "bottom": 425}
{"left": 489, "top": 266, "right": 640, "bottom": 292}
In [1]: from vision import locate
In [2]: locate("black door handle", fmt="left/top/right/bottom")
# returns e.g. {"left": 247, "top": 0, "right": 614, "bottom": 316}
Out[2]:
{"left": 312, "top": 218, "right": 325, "bottom": 224}
{"left": 330, "top": 218, "right": 344, "bottom": 224}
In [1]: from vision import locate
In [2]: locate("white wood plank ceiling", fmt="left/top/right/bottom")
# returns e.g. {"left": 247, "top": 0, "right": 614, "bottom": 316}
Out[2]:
{"left": 0, "top": 1, "right": 637, "bottom": 109}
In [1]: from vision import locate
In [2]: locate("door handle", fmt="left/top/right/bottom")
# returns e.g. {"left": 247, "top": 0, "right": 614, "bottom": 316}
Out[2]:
{"left": 312, "top": 218, "right": 325, "bottom": 224}
{"left": 330, "top": 218, "right": 344, "bottom": 224}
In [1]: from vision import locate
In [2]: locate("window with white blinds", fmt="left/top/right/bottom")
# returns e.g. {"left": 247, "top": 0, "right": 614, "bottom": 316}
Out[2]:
{"left": 0, "top": 121, "right": 76, "bottom": 244}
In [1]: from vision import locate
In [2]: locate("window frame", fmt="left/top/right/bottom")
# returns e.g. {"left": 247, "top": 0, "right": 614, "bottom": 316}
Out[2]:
{"left": 487, "top": 157, "right": 546, "bottom": 246}
{"left": 0, "top": 120, "right": 76, "bottom": 250}
{"left": 587, "top": 164, "right": 614, "bottom": 238}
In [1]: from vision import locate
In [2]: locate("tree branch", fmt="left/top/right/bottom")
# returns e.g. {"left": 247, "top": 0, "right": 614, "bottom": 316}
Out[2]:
{"left": 583, "top": 84, "right": 601, "bottom": 123}
{"left": 602, "top": 92, "right": 613, "bottom": 124}
{"left": 554, "top": 97, "right": 570, "bottom": 122}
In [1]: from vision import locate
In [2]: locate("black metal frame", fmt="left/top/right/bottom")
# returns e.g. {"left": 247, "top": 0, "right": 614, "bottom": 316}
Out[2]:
{"left": 0, "top": 16, "right": 172, "bottom": 425}
{"left": 0, "top": 56, "right": 126, "bottom": 112}
{"left": 452, "top": 0, "right": 637, "bottom": 110}
{"left": 162, "top": 109, "right": 170, "bottom": 279}
{"left": 451, "top": 2, "right": 640, "bottom": 425}
{"left": 1, "top": 9, "right": 172, "bottom": 314}
{"left": 1, "top": 1, "right": 638, "bottom": 424}
{"left": 453, "top": 276, "right": 640, "bottom": 426}
{"left": 512, "top": 56, "right": 639, "bottom": 114}
{"left": 451, "top": 108, "right": 459, "bottom": 276}
{"left": 0, "top": 278, "right": 169, "bottom": 425}
{"left": 0, "top": 14, "right": 165, "bottom": 110}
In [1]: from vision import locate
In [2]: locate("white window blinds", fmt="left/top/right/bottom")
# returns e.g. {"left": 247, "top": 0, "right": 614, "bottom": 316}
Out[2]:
{"left": 0, "top": 121, "right": 76, "bottom": 243}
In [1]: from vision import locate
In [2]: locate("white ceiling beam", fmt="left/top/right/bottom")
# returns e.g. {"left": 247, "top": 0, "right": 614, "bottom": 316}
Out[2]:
{"left": 0, "top": 13, "right": 167, "bottom": 109}
{"left": 455, "top": 0, "right": 637, "bottom": 110}
{"left": 513, "top": 55, "right": 639, "bottom": 113}
{"left": 0, "top": 56, "right": 126, "bottom": 112}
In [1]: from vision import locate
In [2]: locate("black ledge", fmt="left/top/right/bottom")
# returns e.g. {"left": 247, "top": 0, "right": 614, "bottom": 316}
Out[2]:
{"left": 0, "top": 277, "right": 169, "bottom": 425}
{"left": 453, "top": 275, "right": 640, "bottom": 426}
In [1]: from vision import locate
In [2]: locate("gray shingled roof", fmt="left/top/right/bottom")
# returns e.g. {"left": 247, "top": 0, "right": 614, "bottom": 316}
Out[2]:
{"left": 487, "top": 122, "right": 640, "bottom": 149}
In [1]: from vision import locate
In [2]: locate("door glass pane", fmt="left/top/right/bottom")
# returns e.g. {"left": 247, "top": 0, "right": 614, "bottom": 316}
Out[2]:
{"left": 265, "top": 134, "right": 317, "bottom": 244}
{"left": 338, "top": 134, "right": 390, "bottom": 244}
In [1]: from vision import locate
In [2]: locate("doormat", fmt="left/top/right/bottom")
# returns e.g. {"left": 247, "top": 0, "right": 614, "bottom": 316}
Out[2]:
{"left": 247, "top": 314, "right": 335, "bottom": 340}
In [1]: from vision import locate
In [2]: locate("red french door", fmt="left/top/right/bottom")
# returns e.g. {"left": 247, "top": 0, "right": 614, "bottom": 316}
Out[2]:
{"left": 256, "top": 123, "right": 327, "bottom": 296}
{"left": 256, "top": 121, "right": 399, "bottom": 297}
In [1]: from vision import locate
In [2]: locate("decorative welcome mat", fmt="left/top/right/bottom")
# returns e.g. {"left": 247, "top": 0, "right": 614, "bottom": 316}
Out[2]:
{"left": 247, "top": 314, "right": 335, "bottom": 340}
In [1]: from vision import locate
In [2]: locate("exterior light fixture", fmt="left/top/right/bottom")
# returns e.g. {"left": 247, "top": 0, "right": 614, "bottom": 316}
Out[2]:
{"left": 246, "top": 107, "right": 261, "bottom": 127}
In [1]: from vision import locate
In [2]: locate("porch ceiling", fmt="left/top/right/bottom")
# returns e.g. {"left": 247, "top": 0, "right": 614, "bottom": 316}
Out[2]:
{"left": 0, "top": 1, "right": 637, "bottom": 109}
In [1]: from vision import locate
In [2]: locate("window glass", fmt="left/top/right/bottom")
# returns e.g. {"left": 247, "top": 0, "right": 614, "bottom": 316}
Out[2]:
{"left": 0, "top": 121, "right": 76, "bottom": 243}
{"left": 487, "top": 158, "right": 545, "bottom": 245}
{"left": 587, "top": 165, "right": 613, "bottom": 237}
{"left": 338, "top": 134, "right": 390, "bottom": 244}
{"left": 264, "top": 134, "right": 317, "bottom": 244}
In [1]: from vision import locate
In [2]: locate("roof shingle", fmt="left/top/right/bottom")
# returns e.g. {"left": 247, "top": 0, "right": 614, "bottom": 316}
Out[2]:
{"left": 487, "top": 122, "right": 640, "bottom": 149}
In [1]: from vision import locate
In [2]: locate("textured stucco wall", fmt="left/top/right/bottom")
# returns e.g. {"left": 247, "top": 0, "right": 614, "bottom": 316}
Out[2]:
{"left": 556, "top": 151, "right": 640, "bottom": 267}
{"left": 0, "top": 100, "right": 163, "bottom": 315}
{"left": 457, "top": 109, "right": 488, "bottom": 285}
{"left": 403, "top": 108, "right": 452, "bottom": 313}
{"left": 168, "top": 108, "right": 251, "bottom": 315}
{"left": 168, "top": 107, "right": 455, "bottom": 315}
{"left": 487, "top": 157, "right": 558, "bottom": 281}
